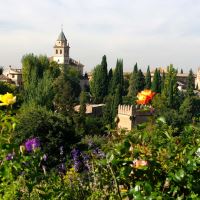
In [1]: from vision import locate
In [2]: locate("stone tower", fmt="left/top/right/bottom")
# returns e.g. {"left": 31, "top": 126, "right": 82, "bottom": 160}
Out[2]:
{"left": 53, "top": 30, "right": 70, "bottom": 65}
{"left": 118, "top": 105, "right": 134, "bottom": 130}
{"left": 117, "top": 105, "right": 154, "bottom": 130}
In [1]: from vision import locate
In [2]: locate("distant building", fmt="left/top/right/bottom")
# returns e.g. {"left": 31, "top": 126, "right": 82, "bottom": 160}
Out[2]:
{"left": 150, "top": 67, "right": 200, "bottom": 90}
{"left": 50, "top": 30, "right": 84, "bottom": 75}
{"left": 88, "top": 68, "right": 200, "bottom": 90}
{"left": 74, "top": 104, "right": 105, "bottom": 117}
{"left": 0, "top": 74, "right": 13, "bottom": 84}
{"left": 3, "top": 66, "right": 22, "bottom": 86}
{"left": 196, "top": 68, "right": 200, "bottom": 89}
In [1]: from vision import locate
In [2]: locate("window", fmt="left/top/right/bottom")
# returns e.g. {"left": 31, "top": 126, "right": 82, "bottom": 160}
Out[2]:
{"left": 12, "top": 75, "right": 15, "bottom": 78}
{"left": 56, "top": 49, "right": 58, "bottom": 54}
{"left": 60, "top": 50, "right": 62, "bottom": 54}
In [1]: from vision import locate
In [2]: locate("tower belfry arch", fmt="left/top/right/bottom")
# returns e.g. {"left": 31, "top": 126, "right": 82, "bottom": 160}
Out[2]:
{"left": 52, "top": 29, "right": 84, "bottom": 75}
{"left": 53, "top": 29, "right": 70, "bottom": 65}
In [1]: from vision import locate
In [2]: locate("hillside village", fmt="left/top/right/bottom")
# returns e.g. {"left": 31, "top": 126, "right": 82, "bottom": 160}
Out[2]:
{"left": 1, "top": 30, "right": 200, "bottom": 89}
{"left": 1, "top": 30, "right": 200, "bottom": 199}
{"left": 1, "top": 30, "right": 200, "bottom": 130}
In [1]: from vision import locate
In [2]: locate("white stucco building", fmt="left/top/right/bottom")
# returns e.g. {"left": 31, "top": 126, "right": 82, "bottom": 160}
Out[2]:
{"left": 50, "top": 30, "right": 84, "bottom": 75}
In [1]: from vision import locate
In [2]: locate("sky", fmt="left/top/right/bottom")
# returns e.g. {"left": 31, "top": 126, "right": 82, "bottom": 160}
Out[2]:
{"left": 1, "top": 0, "right": 200, "bottom": 73}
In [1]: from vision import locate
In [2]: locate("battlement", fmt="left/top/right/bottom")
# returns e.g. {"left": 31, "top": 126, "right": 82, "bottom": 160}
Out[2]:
{"left": 118, "top": 105, "right": 133, "bottom": 116}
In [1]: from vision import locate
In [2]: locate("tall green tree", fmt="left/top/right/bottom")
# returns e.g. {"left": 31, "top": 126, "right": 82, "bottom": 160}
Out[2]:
{"left": 103, "top": 95, "right": 114, "bottom": 125}
{"left": 186, "top": 69, "right": 195, "bottom": 96}
{"left": 128, "top": 63, "right": 139, "bottom": 101}
{"left": 108, "top": 68, "right": 113, "bottom": 84}
{"left": 161, "top": 71, "right": 165, "bottom": 91}
{"left": 22, "top": 54, "right": 49, "bottom": 90}
{"left": 137, "top": 69, "right": 145, "bottom": 91}
{"left": 90, "top": 55, "right": 108, "bottom": 103}
{"left": 90, "top": 65, "right": 105, "bottom": 103}
{"left": 152, "top": 69, "right": 161, "bottom": 93}
{"left": 110, "top": 59, "right": 124, "bottom": 96}
{"left": 112, "top": 84, "right": 122, "bottom": 120}
{"left": 107, "top": 68, "right": 113, "bottom": 91}
{"left": 162, "top": 64, "right": 179, "bottom": 108}
{"left": 101, "top": 55, "right": 108, "bottom": 95}
{"left": 21, "top": 54, "right": 60, "bottom": 109}
{"left": 53, "top": 66, "right": 81, "bottom": 113}
{"left": 145, "top": 66, "right": 151, "bottom": 89}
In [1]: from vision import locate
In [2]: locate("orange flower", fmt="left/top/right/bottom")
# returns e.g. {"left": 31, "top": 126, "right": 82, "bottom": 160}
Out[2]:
{"left": 136, "top": 90, "right": 155, "bottom": 105}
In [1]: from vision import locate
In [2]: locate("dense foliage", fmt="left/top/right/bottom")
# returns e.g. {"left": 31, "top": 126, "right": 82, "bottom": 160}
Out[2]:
{"left": 0, "top": 54, "right": 200, "bottom": 199}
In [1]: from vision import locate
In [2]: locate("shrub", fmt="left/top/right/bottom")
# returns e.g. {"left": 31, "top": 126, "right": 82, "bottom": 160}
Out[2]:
{"left": 15, "top": 105, "right": 78, "bottom": 167}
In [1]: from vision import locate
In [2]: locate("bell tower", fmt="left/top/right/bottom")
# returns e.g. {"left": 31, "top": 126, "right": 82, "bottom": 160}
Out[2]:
{"left": 53, "top": 29, "right": 70, "bottom": 65}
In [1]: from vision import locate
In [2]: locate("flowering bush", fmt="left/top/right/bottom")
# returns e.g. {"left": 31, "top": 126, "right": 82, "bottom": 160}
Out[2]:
{"left": 103, "top": 122, "right": 200, "bottom": 199}
{"left": 0, "top": 91, "right": 200, "bottom": 199}
{"left": 24, "top": 138, "right": 40, "bottom": 152}
{"left": 136, "top": 89, "right": 155, "bottom": 105}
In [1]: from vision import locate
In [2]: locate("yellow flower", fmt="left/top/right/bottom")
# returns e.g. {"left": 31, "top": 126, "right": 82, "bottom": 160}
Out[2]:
{"left": 0, "top": 92, "right": 16, "bottom": 106}
{"left": 120, "top": 189, "right": 128, "bottom": 193}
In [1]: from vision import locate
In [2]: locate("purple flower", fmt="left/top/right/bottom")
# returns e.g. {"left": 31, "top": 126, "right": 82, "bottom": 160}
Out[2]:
{"left": 82, "top": 152, "right": 91, "bottom": 171}
{"left": 6, "top": 153, "right": 14, "bottom": 160}
{"left": 24, "top": 138, "right": 40, "bottom": 152}
{"left": 92, "top": 147, "right": 105, "bottom": 158}
{"left": 71, "top": 148, "right": 83, "bottom": 172}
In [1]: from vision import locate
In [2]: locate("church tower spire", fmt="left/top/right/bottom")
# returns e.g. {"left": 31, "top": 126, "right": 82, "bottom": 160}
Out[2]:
{"left": 53, "top": 29, "right": 70, "bottom": 64}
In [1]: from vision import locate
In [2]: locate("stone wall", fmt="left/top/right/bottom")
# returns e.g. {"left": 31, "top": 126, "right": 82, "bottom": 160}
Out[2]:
{"left": 117, "top": 105, "right": 153, "bottom": 130}
{"left": 118, "top": 105, "right": 134, "bottom": 130}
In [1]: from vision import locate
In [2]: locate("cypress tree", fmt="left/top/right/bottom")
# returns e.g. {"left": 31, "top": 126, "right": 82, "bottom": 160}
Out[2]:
{"left": 186, "top": 69, "right": 195, "bottom": 96}
{"left": 161, "top": 71, "right": 165, "bottom": 91}
{"left": 108, "top": 68, "right": 113, "bottom": 84}
{"left": 137, "top": 69, "right": 145, "bottom": 91}
{"left": 103, "top": 95, "right": 114, "bottom": 125}
{"left": 157, "top": 70, "right": 162, "bottom": 93}
{"left": 90, "top": 65, "right": 103, "bottom": 103}
{"left": 162, "top": 64, "right": 178, "bottom": 108}
{"left": 128, "top": 63, "right": 139, "bottom": 100}
{"left": 111, "top": 59, "right": 124, "bottom": 96}
{"left": 90, "top": 55, "right": 108, "bottom": 103}
{"left": 112, "top": 84, "right": 122, "bottom": 120}
{"left": 101, "top": 55, "right": 108, "bottom": 96}
{"left": 152, "top": 68, "right": 159, "bottom": 93}
{"left": 145, "top": 66, "right": 151, "bottom": 89}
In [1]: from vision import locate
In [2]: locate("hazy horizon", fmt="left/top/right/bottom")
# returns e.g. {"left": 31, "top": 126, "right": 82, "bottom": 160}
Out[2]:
{"left": 1, "top": 0, "right": 200, "bottom": 73}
